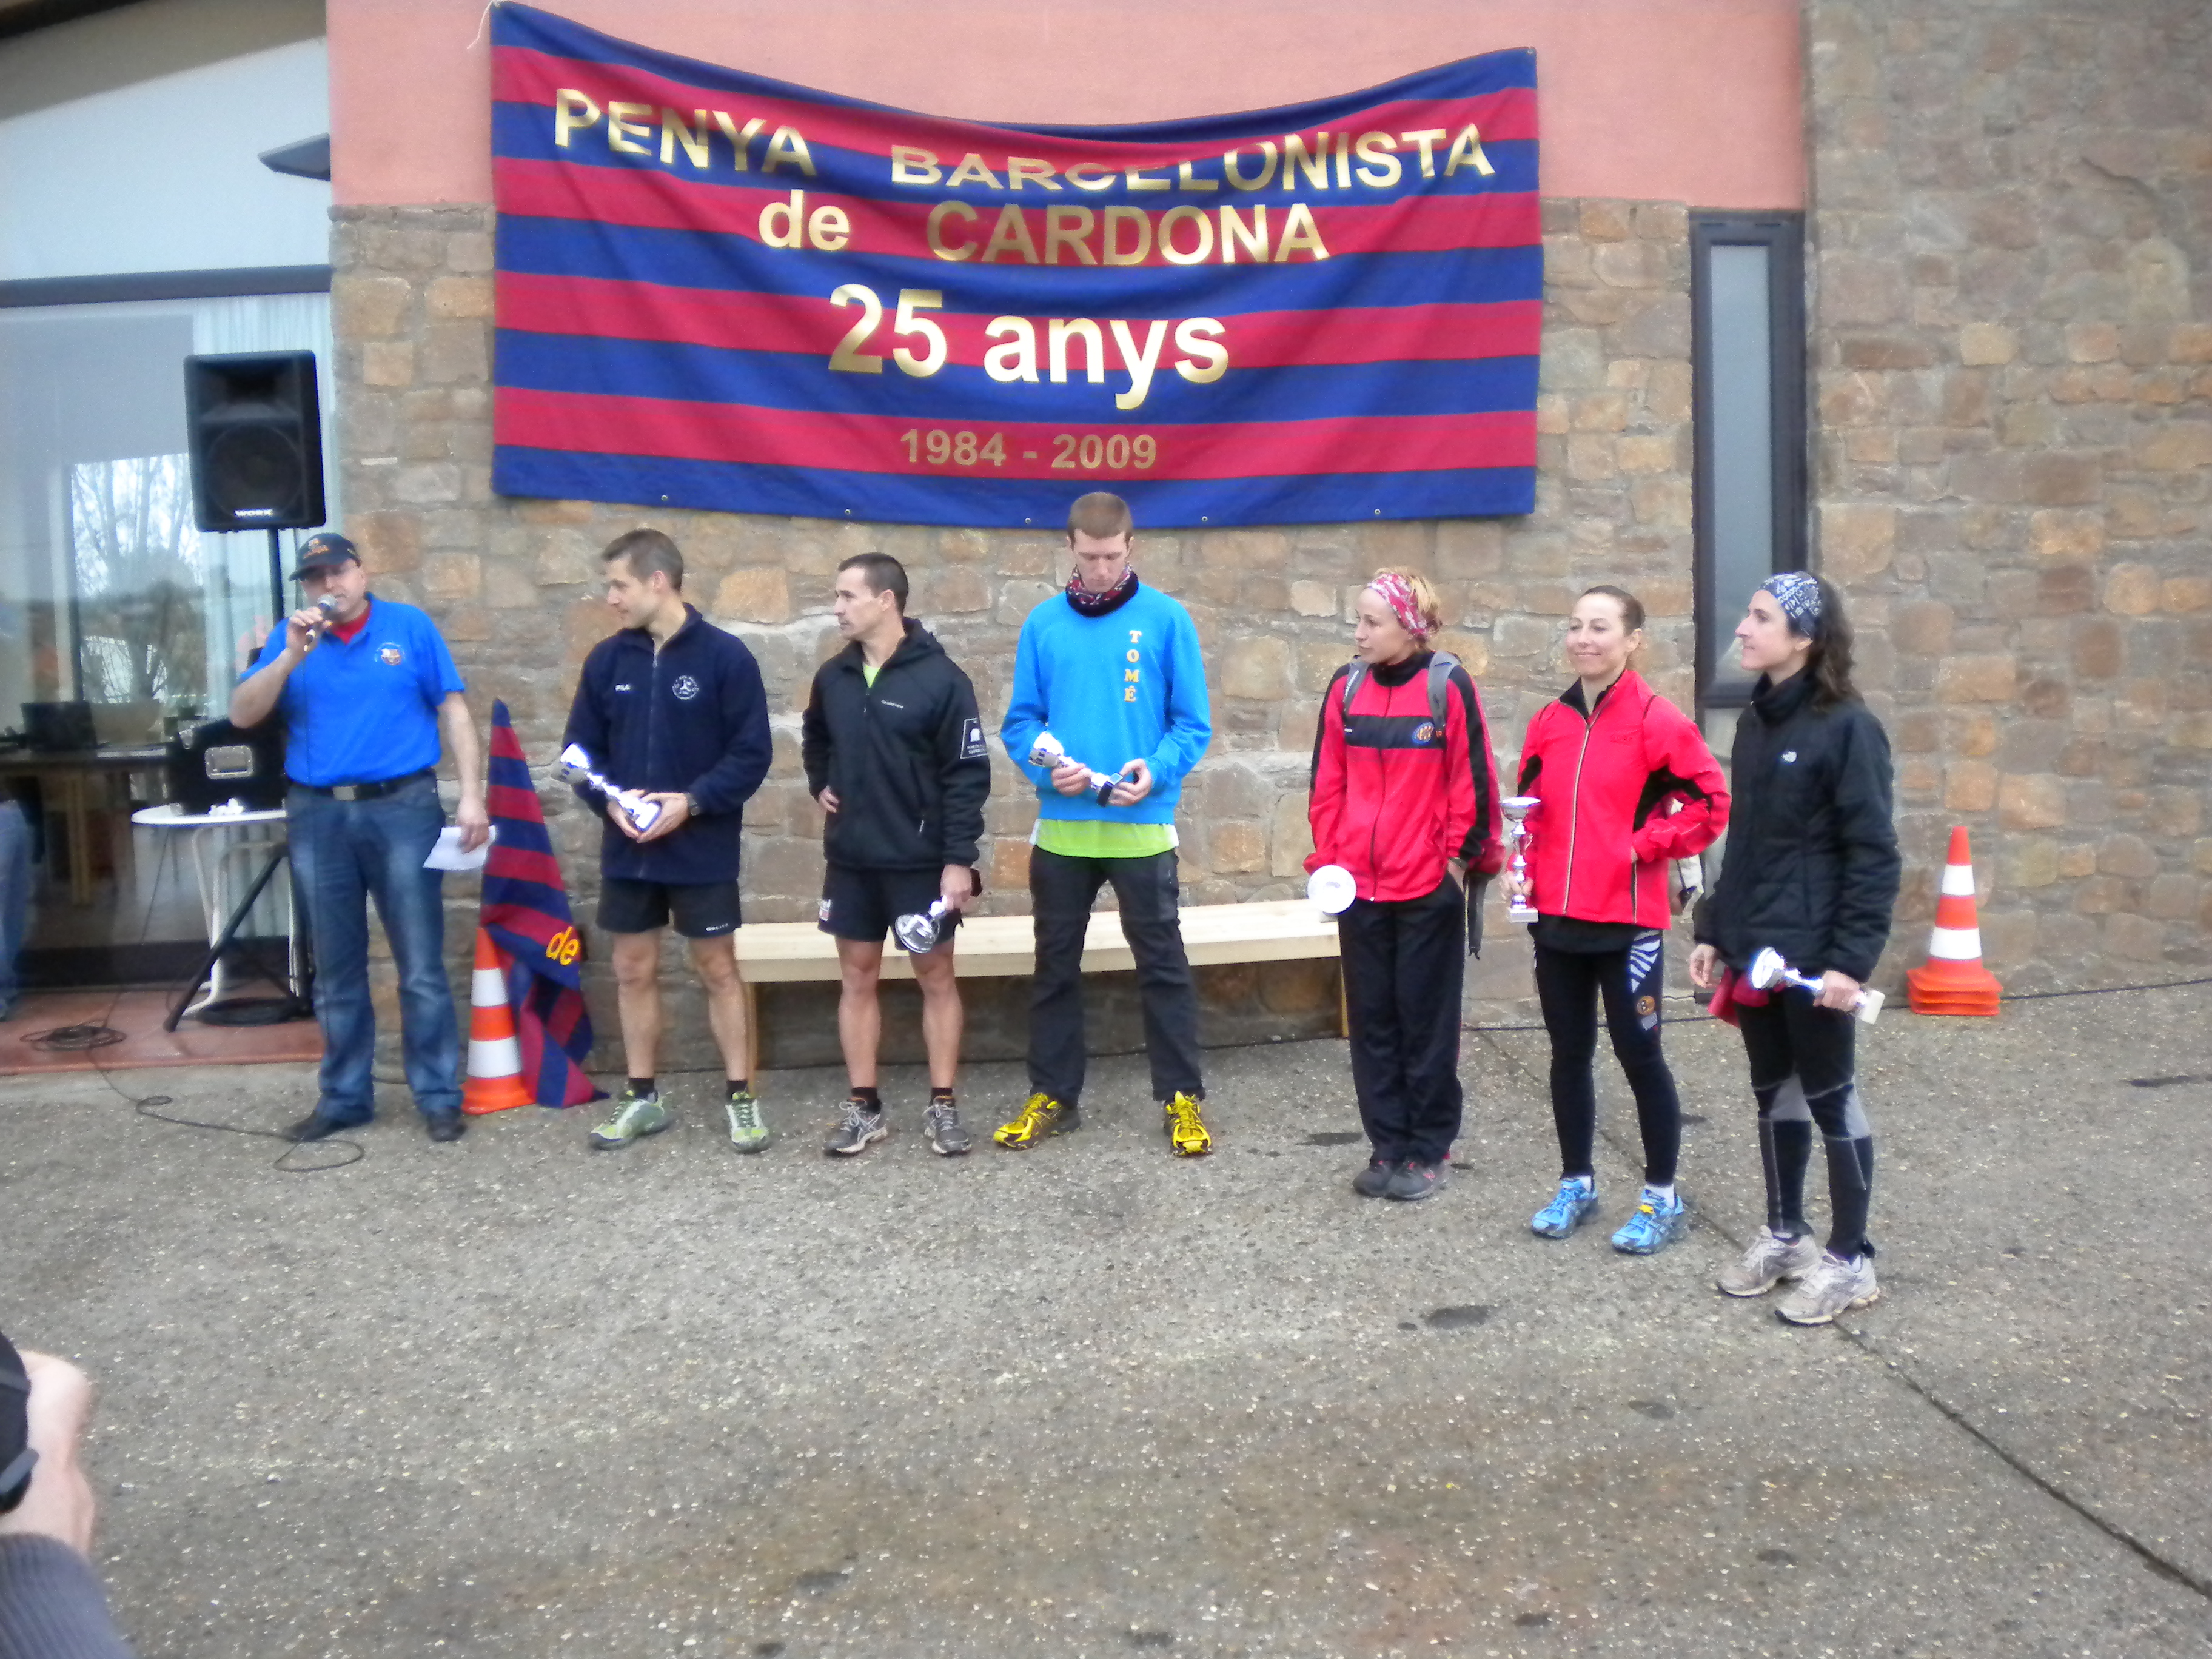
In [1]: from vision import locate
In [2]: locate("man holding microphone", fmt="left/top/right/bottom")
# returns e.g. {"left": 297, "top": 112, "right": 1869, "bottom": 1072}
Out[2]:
{"left": 230, "top": 531, "right": 489, "bottom": 1144}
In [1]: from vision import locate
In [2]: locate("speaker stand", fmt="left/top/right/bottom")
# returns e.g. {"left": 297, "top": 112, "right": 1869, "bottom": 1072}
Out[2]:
{"left": 266, "top": 528, "right": 285, "bottom": 622}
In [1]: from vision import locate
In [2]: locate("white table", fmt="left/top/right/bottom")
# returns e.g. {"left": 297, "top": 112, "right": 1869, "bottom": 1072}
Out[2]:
{"left": 131, "top": 803, "right": 304, "bottom": 1019}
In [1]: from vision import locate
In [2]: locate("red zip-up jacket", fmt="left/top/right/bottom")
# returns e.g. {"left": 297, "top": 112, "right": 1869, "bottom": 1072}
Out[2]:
{"left": 1307, "top": 652, "right": 1504, "bottom": 903}
{"left": 1513, "top": 669, "right": 1729, "bottom": 930}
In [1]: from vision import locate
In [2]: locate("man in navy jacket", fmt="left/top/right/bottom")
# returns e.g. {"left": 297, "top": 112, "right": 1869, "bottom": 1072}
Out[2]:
{"left": 563, "top": 529, "right": 773, "bottom": 1152}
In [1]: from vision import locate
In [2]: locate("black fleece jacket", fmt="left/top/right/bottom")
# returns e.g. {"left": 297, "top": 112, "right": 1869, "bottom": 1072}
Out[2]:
{"left": 563, "top": 605, "right": 772, "bottom": 886}
{"left": 1694, "top": 668, "right": 1900, "bottom": 982}
{"left": 802, "top": 620, "right": 990, "bottom": 871}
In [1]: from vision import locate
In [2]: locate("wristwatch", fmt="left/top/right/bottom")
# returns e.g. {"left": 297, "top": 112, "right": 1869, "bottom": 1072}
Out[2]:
{"left": 684, "top": 793, "right": 700, "bottom": 818}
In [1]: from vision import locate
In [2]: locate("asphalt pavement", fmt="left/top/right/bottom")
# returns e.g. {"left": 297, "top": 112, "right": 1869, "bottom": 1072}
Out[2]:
{"left": 2, "top": 979, "right": 2208, "bottom": 1657}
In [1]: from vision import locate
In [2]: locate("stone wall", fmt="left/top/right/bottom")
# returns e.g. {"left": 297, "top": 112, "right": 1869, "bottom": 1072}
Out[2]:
{"left": 1808, "top": 0, "right": 2212, "bottom": 989}
{"left": 330, "top": 196, "right": 1697, "bottom": 1067}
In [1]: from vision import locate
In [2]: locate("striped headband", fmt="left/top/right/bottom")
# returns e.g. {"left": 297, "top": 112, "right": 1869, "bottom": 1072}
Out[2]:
{"left": 1762, "top": 570, "right": 1823, "bottom": 637}
{"left": 1366, "top": 572, "right": 1430, "bottom": 638}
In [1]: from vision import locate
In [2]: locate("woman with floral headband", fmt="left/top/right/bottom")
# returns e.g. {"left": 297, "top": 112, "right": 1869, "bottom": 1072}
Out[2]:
{"left": 1689, "top": 571, "right": 1900, "bottom": 1326}
{"left": 1307, "top": 569, "right": 1504, "bottom": 1202}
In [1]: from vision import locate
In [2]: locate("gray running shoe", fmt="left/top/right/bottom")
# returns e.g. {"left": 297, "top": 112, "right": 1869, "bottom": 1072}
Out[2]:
{"left": 589, "top": 1086, "right": 669, "bottom": 1150}
{"left": 825, "top": 1098, "right": 888, "bottom": 1157}
{"left": 1776, "top": 1252, "right": 1881, "bottom": 1326}
{"left": 725, "top": 1089, "right": 771, "bottom": 1153}
{"left": 1352, "top": 1157, "right": 1396, "bottom": 1198}
{"left": 923, "top": 1099, "right": 971, "bottom": 1157}
{"left": 1384, "top": 1158, "right": 1449, "bottom": 1202}
{"left": 1717, "top": 1227, "right": 1822, "bottom": 1298}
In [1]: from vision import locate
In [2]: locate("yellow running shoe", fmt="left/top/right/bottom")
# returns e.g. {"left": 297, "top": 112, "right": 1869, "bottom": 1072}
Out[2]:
{"left": 993, "top": 1092, "right": 1079, "bottom": 1149}
{"left": 1162, "top": 1092, "right": 1213, "bottom": 1156}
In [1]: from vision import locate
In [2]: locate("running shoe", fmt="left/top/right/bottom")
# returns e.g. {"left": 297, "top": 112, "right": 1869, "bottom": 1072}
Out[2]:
{"left": 725, "top": 1088, "right": 771, "bottom": 1154}
{"left": 923, "top": 1099, "right": 972, "bottom": 1157}
{"left": 993, "top": 1093, "right": 1079, "bottom": 1149}
{"left": 1385, "top": 1158, "right": 1449, "bottom": 1201}
{"left": 1531, "top": 1177, "right": 1599, "bottom": 1238}
{"left": 1776, "top": 1251, "right": 1881, "bottom": 1326}
{"left": 1352, "top": 1157, "right": 1396, "bottom": 1198}
{"left": 1611, "top": 1188, "right": 1689, "bottom": 1255}
{"left": 825, "top": 1098, "right": 888, "bottom": 1157}
{"left": 589, "top": 1086, "right": 669, "bottom": 1150}
{"left": 1162, "top": 1092, "right": 1213, "bottom": 1157}
{"left": 1716, "top": 1227, "right": 1822, "bottom": 1297}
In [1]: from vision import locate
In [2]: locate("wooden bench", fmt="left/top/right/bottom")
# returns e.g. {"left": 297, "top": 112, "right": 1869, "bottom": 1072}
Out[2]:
{"left": 731, "top": 898, "right": 1342, "bottom": 1078}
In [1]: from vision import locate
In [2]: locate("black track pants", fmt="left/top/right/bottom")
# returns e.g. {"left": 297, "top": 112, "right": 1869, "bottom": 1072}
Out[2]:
{"left": 1338, "top": 877, "right": 1465, "bottom": 1165}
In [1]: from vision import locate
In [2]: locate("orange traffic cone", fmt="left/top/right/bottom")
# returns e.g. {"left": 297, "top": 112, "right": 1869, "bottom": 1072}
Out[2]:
{"left": 1906, "top": 827, "right": 2003, "bottom": 1016}
{"left": 461, "top": 928, "right": 533, "bottom": 1113}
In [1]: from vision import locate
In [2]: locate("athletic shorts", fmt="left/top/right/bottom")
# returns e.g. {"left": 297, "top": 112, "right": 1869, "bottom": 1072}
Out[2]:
{"left": 597, "top": 877, "right": 741, "bottom": 939}
{"left": 818, "top": 863, "right": 960, "bottom": 947}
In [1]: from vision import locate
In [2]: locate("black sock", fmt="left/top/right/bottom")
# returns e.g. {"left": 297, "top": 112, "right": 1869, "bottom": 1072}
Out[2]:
{"left": 629, "top": 1076, "right": 655, "bottom": 1097}
{"left": 850, "top": 1085, "right": 880, "bottom": 1107}
{"left": 1822, "top": 1134, "right": 1875, "bottom": 1260}
{"left": 727, "top": 1078, "right": 749, "bottom": 1098}
{"left": 930, "top": 1088, "right": 956, "bottom": 1104}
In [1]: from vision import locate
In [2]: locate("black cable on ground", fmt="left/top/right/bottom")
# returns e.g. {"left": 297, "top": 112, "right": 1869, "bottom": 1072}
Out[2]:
{"left": 21, "top": 828, "right": 360, "bottom": 1173}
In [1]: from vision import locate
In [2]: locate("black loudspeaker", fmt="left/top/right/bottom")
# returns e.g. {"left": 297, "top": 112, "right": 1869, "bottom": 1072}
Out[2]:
{"left": 184, "top": 351, "right": 326, "bottom": 532}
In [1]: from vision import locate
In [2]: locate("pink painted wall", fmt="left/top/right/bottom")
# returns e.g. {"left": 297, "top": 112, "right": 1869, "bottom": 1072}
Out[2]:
{"left": 331, "top": 0, "right": 1804, "bottom": 210}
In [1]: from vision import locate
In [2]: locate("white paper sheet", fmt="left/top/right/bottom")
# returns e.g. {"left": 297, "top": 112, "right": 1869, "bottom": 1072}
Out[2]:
{"left": 424, "top": 826, "right": 492, "bottom": 871}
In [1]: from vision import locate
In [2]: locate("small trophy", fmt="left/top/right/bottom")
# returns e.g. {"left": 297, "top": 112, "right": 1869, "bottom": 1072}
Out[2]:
{"left": 1028, "top": 730, "right": 1125, "bottom": 806}
{"left": 1306, "top": 864, "right": 1356, "bottom": 916}
{"left": 1747, "top": 947, "right": 1885, "bottom": 1025}
{"left": 893, "top": 898, "right": 951, "bottom": 954}
{"left": 558, "top": 742, "right": 664, "bottom": 835}
{"left": 1500, "top": 796, "right": 1541, "bottom": 922}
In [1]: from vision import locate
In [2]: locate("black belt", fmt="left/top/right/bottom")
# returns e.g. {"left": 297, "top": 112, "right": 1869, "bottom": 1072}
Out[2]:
{"left": 297, "top": 768, "right": 434, "bottom": 802}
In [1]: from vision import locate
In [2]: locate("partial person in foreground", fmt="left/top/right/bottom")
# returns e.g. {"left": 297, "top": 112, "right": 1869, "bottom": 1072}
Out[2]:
{"left": 1690, "top": 572, "right": 1900, "bottom": 1326}
{"left": 997, "top": 492, "right": 1215, "bottom": 1156}
{"left": 802, "top": 553, "right": 990, "bottom": 1158}
{"left": 1307, "top": 570, "right": 1503, "bottom": 1202}
{"left": 1510, "top": 586, "right": 1729, "bottom": 1254}
{"left": 229, "top": 532, "right": 489, "bottom": 1144}
{"left": 564, "top": 529, "right": 773, "bottom": 1152}
{"left": 0, "top": 1333, "right": 135, "bottom": 1659}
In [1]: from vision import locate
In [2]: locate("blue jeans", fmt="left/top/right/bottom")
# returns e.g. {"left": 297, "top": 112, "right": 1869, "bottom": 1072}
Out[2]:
{"left": 287, "top": 777, "right": 460, "bottom": 1122}
{"left": 0, "top": 800, "right": 30, "bottom": 1017}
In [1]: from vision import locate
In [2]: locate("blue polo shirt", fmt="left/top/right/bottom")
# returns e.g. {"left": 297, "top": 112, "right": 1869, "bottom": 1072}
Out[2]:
{"left": 244, "top": 596, "right": 464, "bottom": 787}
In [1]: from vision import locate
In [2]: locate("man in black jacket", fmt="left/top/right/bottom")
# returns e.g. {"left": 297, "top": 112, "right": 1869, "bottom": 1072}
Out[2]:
{"left": 802, "top": 554, "right": 990, "bottom": 1158}
{"left": 564, "top": 530, "right": 773, "bottom": 1152}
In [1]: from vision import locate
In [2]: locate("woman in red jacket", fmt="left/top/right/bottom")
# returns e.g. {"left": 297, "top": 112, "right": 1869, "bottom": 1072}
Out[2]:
{"left": 1507, "top": 585, "right": 1729, "bottom": 1254}
{"left": 1307, "top": 570, "right": 1504, "bottom": 1202}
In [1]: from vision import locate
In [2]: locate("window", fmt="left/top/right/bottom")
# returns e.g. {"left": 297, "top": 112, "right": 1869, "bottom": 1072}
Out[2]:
{"left": 1691, "top": 215, "right": 1806, "bottom": 708}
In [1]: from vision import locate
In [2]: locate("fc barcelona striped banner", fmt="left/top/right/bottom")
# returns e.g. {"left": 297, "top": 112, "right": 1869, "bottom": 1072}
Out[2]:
{"left": 490, "top": 3, "right": 1541, "bottom": 529}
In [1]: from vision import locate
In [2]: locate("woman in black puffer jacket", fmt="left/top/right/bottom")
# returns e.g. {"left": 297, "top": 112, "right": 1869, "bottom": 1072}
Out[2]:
{"left": 1689, "top": 572, "right": 1900, "bottom": 1328}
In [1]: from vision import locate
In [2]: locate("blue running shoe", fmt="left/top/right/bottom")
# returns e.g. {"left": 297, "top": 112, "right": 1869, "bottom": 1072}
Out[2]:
{"left": 1531, "top": 1177, "right": 1598, "bottom": 1239}
{"left": 1611, "top": 1188, "right": 1689, "bottom": 1255}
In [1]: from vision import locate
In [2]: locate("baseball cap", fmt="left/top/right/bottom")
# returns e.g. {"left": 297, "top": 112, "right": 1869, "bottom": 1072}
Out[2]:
{"left": 291, "top": 532, "right": 360, "bottom": 580}
{"left": 0, "top": 1330, "right": 33, "bottom": 1514}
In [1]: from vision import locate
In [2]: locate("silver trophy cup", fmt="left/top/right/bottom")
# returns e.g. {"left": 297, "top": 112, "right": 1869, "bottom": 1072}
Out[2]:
{"left": 557, "top": 742, "right": 664, "bottom": 835}
{"left": 1028, "top": 729, "right": 1124, "bottom": 805}
{"left": 1747, "top": 946, "right": 1885, "bottom": 1024}
{"left": 1500, "top": 796, "right": 1541, "bottom": 922}
{"left": 893, "top": 898, "right": 951, "bottom": 954}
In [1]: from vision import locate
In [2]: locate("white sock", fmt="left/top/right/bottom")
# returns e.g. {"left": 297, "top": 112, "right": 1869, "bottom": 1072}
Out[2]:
{"left": 1564, "top": 1174, "right": 1594, "bottom": 1193}
{"left": 1643, "top": 1182, "right": 1677, "bottom": 1205}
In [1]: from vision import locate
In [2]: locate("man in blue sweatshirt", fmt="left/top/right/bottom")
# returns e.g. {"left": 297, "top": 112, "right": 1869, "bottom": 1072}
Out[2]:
{"left": 997, "top": 492, "right": 1215, "bottom": 1155}
{"left": 563, "top": 530, "right": 773, "bottom": 1152}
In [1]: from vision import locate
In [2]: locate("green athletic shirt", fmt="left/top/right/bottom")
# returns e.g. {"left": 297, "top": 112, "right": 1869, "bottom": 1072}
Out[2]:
{"left": 862, "top": 660, "right": 880, "bottom": 686}
{"left": 1033, "top": 819, "right": 1178, "bottom": 859}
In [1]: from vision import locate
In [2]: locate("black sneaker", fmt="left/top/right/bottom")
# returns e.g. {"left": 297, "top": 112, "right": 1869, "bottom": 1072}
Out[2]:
{"left": 284, "top": 1113, "right": 364, "bottom": 1143}
{"left": 1352, "top": 1157, "right": 1396, "bottom": 1198}
{"left": 424, "top": 1113, "right": 467, "bottom": 1144}
{"left": 825, "top": 1098, "right": 888, "bottom": 1157}
{"left": 1385, "top": 1158, "right": 1449, "bottom": 1201}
